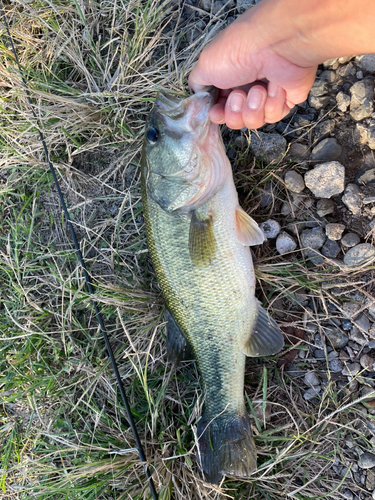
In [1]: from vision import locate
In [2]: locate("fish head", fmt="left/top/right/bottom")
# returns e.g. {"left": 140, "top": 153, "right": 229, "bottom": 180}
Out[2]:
{"left": 142, "top": 87, "right": 229, "bottom": 213}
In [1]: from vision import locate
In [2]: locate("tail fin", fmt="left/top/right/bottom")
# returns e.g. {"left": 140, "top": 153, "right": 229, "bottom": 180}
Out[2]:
{"left": 197, "top": 412, "right": 257, "bottom": 484}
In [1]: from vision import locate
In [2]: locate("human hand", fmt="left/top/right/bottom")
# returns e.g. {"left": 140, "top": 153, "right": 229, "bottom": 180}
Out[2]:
{"left": 189, "top": 3, "right": 318, "bottom": 130}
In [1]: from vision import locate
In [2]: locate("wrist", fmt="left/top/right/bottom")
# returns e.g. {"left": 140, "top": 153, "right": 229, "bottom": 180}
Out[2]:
{"left": 238, "top": 0, "right": 375, "bottom": 68}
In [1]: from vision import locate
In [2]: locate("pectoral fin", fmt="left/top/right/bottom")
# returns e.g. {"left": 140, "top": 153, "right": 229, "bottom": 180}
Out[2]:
{"left": 244, "top": 305, "right": 284, "bottom": 357}
{"left": 166, "top": 309, "right": 194, "bottom": 364}
{"left": 189, "top": 210, "right": 216, "bottom": 266}
{"left": 235, "top": 207, "right": 265, "bottom": 246}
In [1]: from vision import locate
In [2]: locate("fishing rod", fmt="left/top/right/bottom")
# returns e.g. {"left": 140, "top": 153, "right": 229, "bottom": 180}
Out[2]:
{"left": 0, "top": 5, "right": 158, "bottom": 499}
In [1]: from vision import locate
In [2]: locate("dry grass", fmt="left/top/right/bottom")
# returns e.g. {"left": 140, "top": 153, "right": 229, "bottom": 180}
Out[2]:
{"left": 1, "top": 1, "right": 375, "bottom": 499}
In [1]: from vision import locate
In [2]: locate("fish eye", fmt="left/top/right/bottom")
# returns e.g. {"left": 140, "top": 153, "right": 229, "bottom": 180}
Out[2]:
{"left": 146, "top": 127, "right": 159, "bottom": 144}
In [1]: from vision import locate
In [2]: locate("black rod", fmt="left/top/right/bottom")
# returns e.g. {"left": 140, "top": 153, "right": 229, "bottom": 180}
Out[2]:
{"left": 0, "top": 5, "right": 158, "bottom": 499}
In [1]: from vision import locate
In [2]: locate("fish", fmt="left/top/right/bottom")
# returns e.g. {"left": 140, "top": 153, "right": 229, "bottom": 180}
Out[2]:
{"left": 141, "top": 88, "right": 284, "bottom": 484}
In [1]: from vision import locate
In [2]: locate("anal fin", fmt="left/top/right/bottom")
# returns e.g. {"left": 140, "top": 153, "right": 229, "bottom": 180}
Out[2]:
{"left": 166, "top": 309, "right": 194, "bottom": 364}
{"left": 244, "top": 305, "right": 284, "bottom": 357}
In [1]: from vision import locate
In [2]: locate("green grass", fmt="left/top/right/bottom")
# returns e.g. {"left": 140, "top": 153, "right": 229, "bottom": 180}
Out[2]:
{"left": 1, "top": 1, "right": 375, "bottom": 499}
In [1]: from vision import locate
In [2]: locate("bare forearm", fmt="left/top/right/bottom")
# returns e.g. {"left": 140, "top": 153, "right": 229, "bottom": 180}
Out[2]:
{"left": 244, "top": 0, "right": 375, "bottom": 67}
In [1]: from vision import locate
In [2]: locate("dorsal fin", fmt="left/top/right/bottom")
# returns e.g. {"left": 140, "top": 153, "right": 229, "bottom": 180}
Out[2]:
{"left": 244, "top": 305, "right": 284, "bottom": 357}
{"left": 189, "top": 210, "right": 216, "bottom": 266}
{"left": 235, "top": 207, "right": 265, "bottom": 246}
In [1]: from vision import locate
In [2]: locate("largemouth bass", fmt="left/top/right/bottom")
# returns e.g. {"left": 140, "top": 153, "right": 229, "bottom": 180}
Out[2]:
{"left": 141, "top": 88, "right": 284, "bottom": 484}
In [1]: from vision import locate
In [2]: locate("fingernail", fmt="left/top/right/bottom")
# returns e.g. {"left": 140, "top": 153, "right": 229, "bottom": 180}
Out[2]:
{"left": 268, "top": 82, "right": 279, "bottom": 98}
{"left": 247, "top": 88, "right": 264, "bottom": 110}
{"left": 228, "top": 93, "right": 245, "bottom": 112}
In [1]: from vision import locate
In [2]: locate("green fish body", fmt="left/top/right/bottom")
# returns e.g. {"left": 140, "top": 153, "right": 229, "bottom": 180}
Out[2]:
{"left": 141, "top": 89, "right": 284, "bottom": 483}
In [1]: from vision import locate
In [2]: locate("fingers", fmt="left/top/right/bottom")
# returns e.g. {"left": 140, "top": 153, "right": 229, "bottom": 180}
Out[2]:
{"left": 208, "top": 84, "right": 291, "bottom": 129}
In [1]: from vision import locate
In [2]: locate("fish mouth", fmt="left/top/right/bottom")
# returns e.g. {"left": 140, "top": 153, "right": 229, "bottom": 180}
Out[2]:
{"left": 155, "top": 87, "right": 218, "bottom": 120}
{"left": 152, "top": 87, "right": 218, "bottom": 143}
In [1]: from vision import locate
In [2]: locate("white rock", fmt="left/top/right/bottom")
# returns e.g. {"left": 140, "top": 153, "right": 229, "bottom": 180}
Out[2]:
{"left": 304, "top": 162, "right": 345, "bottom": 198}
{"left": 276, "top": 231, "right": 297, "bottom": 255}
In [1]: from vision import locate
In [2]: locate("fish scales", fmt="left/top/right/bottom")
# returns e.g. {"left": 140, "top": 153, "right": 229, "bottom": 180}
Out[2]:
{"left": 141, "top": 88, "right": 284, "bottom": 484}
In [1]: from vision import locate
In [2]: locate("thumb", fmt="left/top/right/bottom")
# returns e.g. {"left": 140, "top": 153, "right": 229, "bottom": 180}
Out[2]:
{"left": 188, "top": 23, "right": 260, "bottom": 92}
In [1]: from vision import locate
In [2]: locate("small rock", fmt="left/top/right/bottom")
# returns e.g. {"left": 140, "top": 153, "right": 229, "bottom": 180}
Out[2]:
{"left": 321, "top": 239, "right": 340, "bottom": 258}
{"left": 212, "top": 0, "right": 226, "bottom": 14}
{"left": 309, "top": 95, "right": 331, "bottom": 110}
{"left": 259, "top": 219, "right": 281, "bottom": 239}
{"left": 344, "top": 243, "right": 375, "bottom": 266}
{"left": 300, "top": 227, "right": 326, "bottom": 250}
{"left": 360, "top": 354, "right": 375, "bottom": 371}
{"left": 250, "top": 131, "right": 287, "bottom": 163}
{"left": 359, "top": 452, "right": 375, "bottom": 469}
{"left": 342, "top": 320, "right": 352, "bottom": 330}
{"left": 342, "top": 362, "right": 361, "bottom": 376}
{"left": 342, "top": 183, "right": 362, "bottom": 216}
{"left": 342, "top": 489, "right": 354, "bottom": 500}
{"left": 304, "top": 162, "right": 345, "bottom": 198}
{"left": 319, "top": 70, "right": 336, "bottom": 83}
{"left": 356, "top": 167, "right": 375, "bottom": 186}
{"left": 276, "top": 231, "right": 297, "bottom": 255}
{"left": 284, "top": 170, "right": 305, "bottom": 193}
{"left": 260, "top": 182, "right": 276, "bottom": 207}
{"left": 329, "top": 359, "right": 343, "bottom": 372}
{"left": 341, "top": 233, "right": 361, "bottom": 247}
{"left": 285, "top": 221, "right": 307, "bottom": 235}
{"left": 326, "top": 223, "right": 345, "bottom": 240}
{"left": 310, "top": 79, "right": 329, "bottom": 97}
{"left": 356, "top": 53, "right": 375, "bottom": 74}
{"left": 311, "top": 138, "right": 342, "bottom": 163}
{"left": 234, "top": 135, "right": 248, "bottom": 148}
{"left": 200, "top": 0, "right": 212, "bottom": 11}
{"left": 355, "top": 313, "right": 371, "bottom": 333}
{"left": 303, "top": 387, "right": 321, "bottom": 401}
{"left": 289, "top": 142, "right": 310, "bottom": 160}
{"left": 286, "top": 363, "right": 304, "bottom": 378}
{"left": 305, "top": 249, "right": 325, "bottom": 266}
{"left": 328, "top": 350, "right": 338, "bottom": 360}
{"left": 337, "top": 62, "right": 356, "bottom": 78}
{"left": 355, "top": 122, "right": 375, "bottom": 150}
{"left": 356, "top": 70, "right": 363, "bottom": 79}
{"left": 314, "top": 333, "right": 323, "bottom": 349}
{"left": 336, "top": 92, "right": 351, "bottom": 112}
{"left": 349, "top": 78, "right": 374, "bottom": 121}
{"left": 304, "top": 372, "right": 320, "bottom": 386}
{"left": 350, "top": 326, "right": 368, "bottom": 346}
{"left": 342, "top": 301, "right": 362, "bottom": 318}
{"left": 325, "top": 327, "right": 349, "bottom": 349}
{"left": 314, "top": 120, "right": 335, "bottom": 142}
{"left": 366, "top": 469, "right": 375, "bottom": 492}
{"left": 316, "top": 198, "right": 335, "bottom": 217}
{"left": 323, "top": 58, "right": 340, "bottom": 70}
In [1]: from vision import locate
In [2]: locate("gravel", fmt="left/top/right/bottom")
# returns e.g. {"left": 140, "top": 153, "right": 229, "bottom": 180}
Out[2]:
{"left": 321, "top": 239, "right": 340, "bottom": 258}
{"left": 356, "top": 166, "right": 375, "bottom": 186}
{"left": 304, "top": 162, "right": 345, "bottom": 198}
{"left": 304, "top": 371, "right": 320, "bottom": 386}
{"left": 343, "top": 243, "right": 375, "bottom": 266}
{"left": 259, "top": 219, "right": 281, "bottom": 239}
{"left": 342, "top": 183, "right": 362, "bottom": 216}
{"left": 342, "top": 362, "right": 361, "bottom": 376}
{"left": 250, "top": 131, "right": 287, "bottom": 163}
{"left": 329, "top": 359, "right": 343, "bottom": 372}
{"left": 349, "top": 78, "right": 374, "bottom": 121}
{"left": 311, "top": 138, "right": 342, "bottom": 162}
{"left": 359, "top": 452, "right": 375, "bottom": 469}
{"left": 300, "top": 227, "right": 326, "bottom": 250}
{"left": 284, "top": 170, "right": 305, "bottom": 193}
{"left": 276, "top": 231, "right": 297, "bottom": 254}
{"left": 325, "top": 327, "right": 349, "bottom": 349}
{"left": 325, "top": 223, "right": 345, "bottom": 240}
{"left": 341, "top": 233, "right": 361, "bottom": 247}
{"left": 336, "top": 91, "right": 351, "bottom": 112}
{"left": 316, "top": 198, "right": 336, "bottom": 216}
{"left": 356, "top": 53, "right": 375, "bottom": 73}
